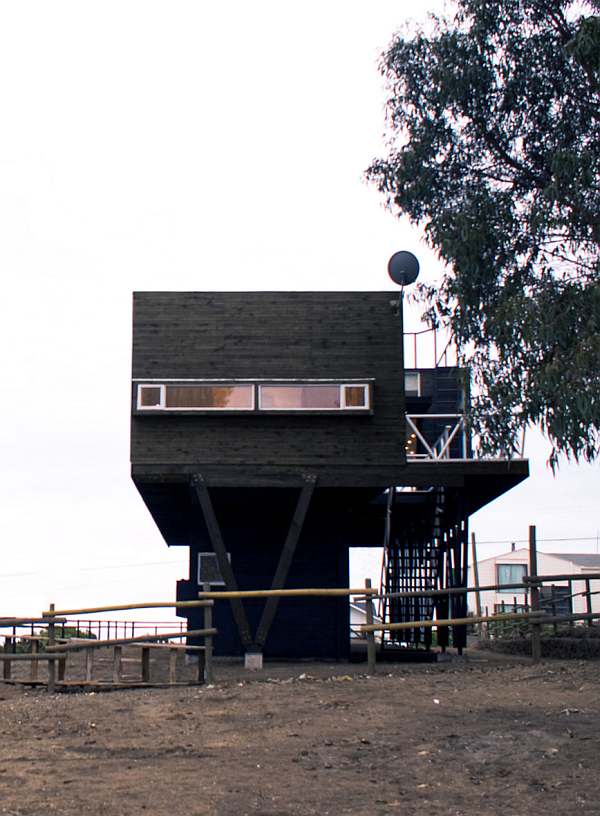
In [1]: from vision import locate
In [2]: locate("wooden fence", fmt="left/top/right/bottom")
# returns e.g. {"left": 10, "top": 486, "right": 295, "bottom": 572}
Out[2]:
{"left": 1, "top": 588, "right": 383, "bottom": 689}
{"left": 3, "top": 543, "right": 600, "bottom": 690}
{"left": 1, "top": 598, "right": 216, "bottom": 692}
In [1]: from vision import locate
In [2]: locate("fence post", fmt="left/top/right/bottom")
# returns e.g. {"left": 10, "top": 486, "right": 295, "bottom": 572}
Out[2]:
{"left": 58, "top": 655, "right": 66, "bottom": 683}
{"left": 168, "top": 648, "right": 178, "bottom": 684}
{"left": 85, "top": 647, "right": 94, "bottom": 683}
{"left": 141, "top": 647, "right": 150, "bottom": 682}
{"left": 113, "top": 645, "right": 122, "bottom": 683}
{"left": 529, "top": 526, "right": 541, "bottom": 664}
{"left": 203, "top": 583, "right": 213, "bottom": 685}
{"left": 471, "top": 533, "right": 482, "bottom": 636}
{"left": 3, "top": 636, "right": 12, "bottom": 681}
{"left": 30, "top": 638, "right": 39, "bottom": 682}
{"left": 585, "top": 579, "right": 593, "bottom": 626}
{"left": 365, "top": 579, "right": 376, "bottom": 675}
{"left": 47, "top": 604, "right": 56, "bottom": 694}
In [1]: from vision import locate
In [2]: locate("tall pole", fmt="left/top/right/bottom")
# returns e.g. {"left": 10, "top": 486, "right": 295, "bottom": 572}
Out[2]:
{"left": 203, "top": 582, "right": 213, "bottom": 685}
{"left": 365, "top": 579, "right": 376, "bottom": 675}
{"left": 47, "top": 603, "right": 56, "bottom": 694}
{"left": 529, "top": 525, "right": 541, "bottom": 663}
{"left": 471, "top": 533, "right": 482, "bottom": 635}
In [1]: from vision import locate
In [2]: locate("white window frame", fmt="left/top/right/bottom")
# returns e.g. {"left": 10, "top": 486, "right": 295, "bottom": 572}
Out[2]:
{"left": 163, "top": 383, "right": 255, "bottom": 411}
{"left": 135, "top": 380, "right": 372, "bottom": 413}
{"left": 137, "top": 384, "right": 166, "bottom": 410}
{"left": 257, "top": 383, "right": 370, "bottom": 412}
{"left": 136, "top": 383, "right": 255, "bottom": 411}
{"left": 341, "top": 384, "right": 370, "bottom": 409}
{"left": 497, "top": 563, "right": 528, "bottom": 593}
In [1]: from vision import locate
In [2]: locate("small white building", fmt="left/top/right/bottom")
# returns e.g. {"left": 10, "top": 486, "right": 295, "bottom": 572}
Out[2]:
{"left": 350, "top": 598, "right": 382, "bottom": 638}
{"left": 469, "top": 549, "right": 600, "bottom": 617}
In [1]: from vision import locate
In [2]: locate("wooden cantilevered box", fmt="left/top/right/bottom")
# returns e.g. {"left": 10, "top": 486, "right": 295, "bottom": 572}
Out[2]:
{"left": 131, "top": 292, "right": 528, "bottom": 659}
{"left": 131, "top": 291, "right": 406, "bottom": 485}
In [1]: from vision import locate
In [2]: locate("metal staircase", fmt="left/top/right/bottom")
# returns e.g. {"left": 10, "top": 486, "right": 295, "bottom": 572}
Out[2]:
{"left": 379, "top": 485, "right": 469, "bottom": 652}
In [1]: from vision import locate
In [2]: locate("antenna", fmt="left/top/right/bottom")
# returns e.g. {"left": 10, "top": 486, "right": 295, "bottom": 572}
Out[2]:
{"left": 388, "top": 250, "right": 420, "bottom": 286}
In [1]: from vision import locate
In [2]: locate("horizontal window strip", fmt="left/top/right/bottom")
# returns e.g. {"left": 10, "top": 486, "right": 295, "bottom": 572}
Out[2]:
{"left": 136, "top": 381, "right": 371, "bottom": 412}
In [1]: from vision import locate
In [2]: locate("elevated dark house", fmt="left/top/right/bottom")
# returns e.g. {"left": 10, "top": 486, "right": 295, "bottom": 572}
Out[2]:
{"left": 131, "top": 292, "right": 528, "bottom": 659}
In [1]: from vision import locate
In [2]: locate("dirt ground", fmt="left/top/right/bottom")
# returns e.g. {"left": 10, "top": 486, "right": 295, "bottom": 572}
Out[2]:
{"left": 0, "top": 645, "right": 599, "bottom": 816}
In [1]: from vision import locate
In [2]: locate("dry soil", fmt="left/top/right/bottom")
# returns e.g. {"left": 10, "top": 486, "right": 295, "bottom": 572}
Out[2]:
{"left": 0, "top": 647, "right": 599, "bottom": 815}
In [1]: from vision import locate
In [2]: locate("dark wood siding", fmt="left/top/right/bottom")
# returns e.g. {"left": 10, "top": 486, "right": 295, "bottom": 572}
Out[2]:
{"left": 175, "top": 487, "right": 350, "bottom": 658}
{"left": 131, "top": 292, "right": 405, "bottom": 472}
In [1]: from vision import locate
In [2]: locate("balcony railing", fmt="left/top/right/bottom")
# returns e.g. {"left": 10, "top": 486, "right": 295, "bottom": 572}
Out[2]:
{"left": 403, "top": 329, "right": 457, "bottom": 369}
{"left": 406, "top": 414, "right": 468, "bottom": 460}
{"left": 406, "top": 414, "right": 526, "bottom": 461}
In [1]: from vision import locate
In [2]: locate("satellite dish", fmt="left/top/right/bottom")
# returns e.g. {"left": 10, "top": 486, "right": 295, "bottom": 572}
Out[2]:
{"left": 388, "top": 251, "right": 420, "bottom": 287}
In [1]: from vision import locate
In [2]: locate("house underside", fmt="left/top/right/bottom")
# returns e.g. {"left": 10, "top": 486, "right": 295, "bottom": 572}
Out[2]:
{"left": 132, "top": 459, "right": 528, "bottom": 659}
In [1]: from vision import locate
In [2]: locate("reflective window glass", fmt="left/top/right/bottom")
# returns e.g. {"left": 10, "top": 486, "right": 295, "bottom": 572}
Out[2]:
{"left": 165, "top": 385, "right": 253, "bottom": 409}
{"left": 497, "top": 564, "right": 527, "bottom": 592}
{"left": 405, "top": 372, "right": 420, "bottom": 396}
{"left": 344, "top": 386, "right": 366, "bottom": 407}
{"left": 139, "top": 386, "right": 162, "bottom": 407}
{"left": 259, "top": 385, "right": 341, "bottom": 410}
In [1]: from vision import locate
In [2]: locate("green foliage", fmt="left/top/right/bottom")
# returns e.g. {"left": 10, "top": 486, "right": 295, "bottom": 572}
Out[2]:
{"left": 367, "top": 0, "right": 600, "bottom": 463}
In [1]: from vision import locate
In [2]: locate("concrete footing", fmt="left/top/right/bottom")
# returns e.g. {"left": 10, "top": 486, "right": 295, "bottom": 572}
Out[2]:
{"left": 244, "top": 652, "right": 263, "bottom": 670}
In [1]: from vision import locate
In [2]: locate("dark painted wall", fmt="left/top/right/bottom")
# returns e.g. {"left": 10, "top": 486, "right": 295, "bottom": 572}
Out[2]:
{"left": 131, "top": 292, "right": 405, "bottom": 471}
{"left": 174, "top": 487, "right": 351, "bottom": 658}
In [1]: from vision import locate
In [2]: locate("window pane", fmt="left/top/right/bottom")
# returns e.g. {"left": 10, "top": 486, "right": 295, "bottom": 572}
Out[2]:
{"left": 344, "top": 386, "right": 366, "bottom": 407}
{"left": 139, "top": 386, "right": 162, "bottom": 407}
{"left": 497, "top": 564, "right": 527, "bottom": 592}
{"left": 259, "top": 385, "right": 341, "bottom": 410}
{"left": 405, "top": 372, "right": 420, "bottom": 396}
{"left": 165, "top": 385, "right": 253, "bottom": 409}
{"left": 302, "top": 386, "right": 340, "bottom": 408}
{"left": 198, "top": 553, "right": 224, "bottom": 585}
{"left": 540, "top": 586, "right": 572, "bottom": 616}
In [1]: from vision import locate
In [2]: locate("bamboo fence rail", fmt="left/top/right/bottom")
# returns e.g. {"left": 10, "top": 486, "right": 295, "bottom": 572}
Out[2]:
{"left": 361, "top": 610, "right": 546, "bottom": 633}
{"left": 41, "top": 600, "right": 213, "bottom": 618}
{"left": 44, "top": 628, "right": 217, "bottom": 652}
{"left": 3, "top": 552, "right": 600, "bottom": 692}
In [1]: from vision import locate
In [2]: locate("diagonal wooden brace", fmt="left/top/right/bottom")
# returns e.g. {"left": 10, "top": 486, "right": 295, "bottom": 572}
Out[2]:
{"left": 254, "top": 474, "right": 317, "bottom": 650}
{"left": 192, "top": 474, "right": 254, "bottom": 650}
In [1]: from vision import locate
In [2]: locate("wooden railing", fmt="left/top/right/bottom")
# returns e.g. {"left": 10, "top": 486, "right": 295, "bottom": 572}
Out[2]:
{"left": 2, "top": 568, "right": 598, "bottom": 690}
{"left": 1, "top": 599, "right": 215, "bottom": 692}
{"left": 362, "top": 572, "right": 600, "bottom": 663}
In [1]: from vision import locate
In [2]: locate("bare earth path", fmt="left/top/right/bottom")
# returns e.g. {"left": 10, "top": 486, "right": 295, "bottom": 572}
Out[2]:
{"left": 0, "top": 649, "right": 598, "bottom": 815}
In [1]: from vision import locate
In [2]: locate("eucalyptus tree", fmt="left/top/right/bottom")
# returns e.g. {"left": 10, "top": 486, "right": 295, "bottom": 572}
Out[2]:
{"left": 367, "top": 0, "right": 600, "bottom": 465}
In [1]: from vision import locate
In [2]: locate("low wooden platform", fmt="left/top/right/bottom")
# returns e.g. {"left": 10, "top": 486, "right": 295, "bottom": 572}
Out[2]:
{"left": 2, "top": 641, "right": 206, "bottom": 689}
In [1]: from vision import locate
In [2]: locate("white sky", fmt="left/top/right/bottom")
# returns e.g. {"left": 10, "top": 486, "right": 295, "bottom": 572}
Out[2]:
{"left": 1, "top": 1, "right": 598, "bottom": 621}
